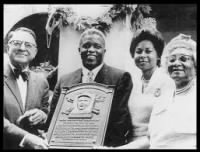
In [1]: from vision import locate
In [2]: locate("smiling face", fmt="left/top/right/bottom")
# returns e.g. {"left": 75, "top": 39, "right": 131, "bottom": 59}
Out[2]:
{"left": 167, "top": 48, "right": 196, "bottom": 88}
{"left": 7, "top": 30, "right": 37, "bottom": 68}
{"left": 77, "top": 96, "right": 91, "bottom": 111}
{"left": 78, "top": 33, "right": 106, "bottom": 70}
{"left": 134, "top": 40, "right": 158, "bottom": 73}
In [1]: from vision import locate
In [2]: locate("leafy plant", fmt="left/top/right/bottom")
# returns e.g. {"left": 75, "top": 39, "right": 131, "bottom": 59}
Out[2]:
{"left": 46, "top": 4, "right": 155, "bottom": 36}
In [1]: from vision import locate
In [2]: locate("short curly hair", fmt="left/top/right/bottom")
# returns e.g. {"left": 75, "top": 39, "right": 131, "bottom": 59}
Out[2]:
{"left": 130, "top": 28, "right": 165, "bottom": 65}
{"left": 79, "top": 28, "right": 106, "bottom": 48}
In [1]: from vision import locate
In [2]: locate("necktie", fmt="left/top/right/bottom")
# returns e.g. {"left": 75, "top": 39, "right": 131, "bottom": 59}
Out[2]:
{"left": 87, "top": 71, "right": 94, "bottom": 83}
{"left": 14, "top": 69, "right": 29, "bottom": 81}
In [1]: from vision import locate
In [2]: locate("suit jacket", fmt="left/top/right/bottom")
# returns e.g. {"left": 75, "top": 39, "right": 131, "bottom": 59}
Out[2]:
{"left": 4, "top": 63, "right": 49, "bottom": 149}
{"left": 47, "top": 64, "right": 133, "bottom": 147}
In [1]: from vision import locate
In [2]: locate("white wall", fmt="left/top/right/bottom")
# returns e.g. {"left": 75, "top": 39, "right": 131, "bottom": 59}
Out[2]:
{"left": 58, "top": 26, "right": 82, "bottom": 77}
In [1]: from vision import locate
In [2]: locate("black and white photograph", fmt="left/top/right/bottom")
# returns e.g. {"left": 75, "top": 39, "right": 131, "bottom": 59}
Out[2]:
{"left": 3, "top": 4, "right": 196, "bottom": 149}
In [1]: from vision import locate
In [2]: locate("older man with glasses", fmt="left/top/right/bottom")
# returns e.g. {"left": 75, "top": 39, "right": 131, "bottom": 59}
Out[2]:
{"left": 4, "top": 27, "right": 50, "bottom": 149}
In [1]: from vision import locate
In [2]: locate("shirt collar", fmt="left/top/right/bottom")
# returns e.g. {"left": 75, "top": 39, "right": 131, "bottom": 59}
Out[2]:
{"left": 82, "top": 63, "right": 104, "bottom": 78}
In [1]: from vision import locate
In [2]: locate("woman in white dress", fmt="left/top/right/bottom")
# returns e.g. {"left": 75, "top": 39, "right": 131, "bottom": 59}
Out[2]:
{"left": 149, "top": 34, "right": 196, "bottom": 149}
{"left": 118, "top": 28, "right": 176, "bottom": 149}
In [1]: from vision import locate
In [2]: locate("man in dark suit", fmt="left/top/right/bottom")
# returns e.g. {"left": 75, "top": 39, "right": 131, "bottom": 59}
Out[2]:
{"left": 4, "top": 27, "right": 49, "bottom": 149}
{"left": 46, "top": 28, "right": 133, "bottom": 147}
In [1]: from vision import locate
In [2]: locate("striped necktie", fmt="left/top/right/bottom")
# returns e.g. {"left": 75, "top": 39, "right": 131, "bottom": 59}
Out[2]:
{"left": 87, "top": 71, "right": 94, "bottom": 83}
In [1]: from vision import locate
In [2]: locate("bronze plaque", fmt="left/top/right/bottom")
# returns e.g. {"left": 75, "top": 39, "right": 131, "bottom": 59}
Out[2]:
{"left": 47, "top": 83, "right": 114, "bottom": 149}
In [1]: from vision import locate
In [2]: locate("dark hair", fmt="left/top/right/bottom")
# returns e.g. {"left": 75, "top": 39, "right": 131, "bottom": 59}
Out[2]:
{"left": 130, "top": 28, "right": 165, "bottom": 65}
{"left": 7, "top": 27, "right": 37, "bottom": 43}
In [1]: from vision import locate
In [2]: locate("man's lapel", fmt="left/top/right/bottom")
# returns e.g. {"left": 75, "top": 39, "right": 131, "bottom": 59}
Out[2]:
{"left": 72, "top": 68, "right": 82, "bottom": 84}
{"left": 25, "top": 72, "right": 36, "bottom": 111}
{"left": 4, "top": 63, "right": 24, "bottom": 113}
{"left": 95, "top": 64, "right": 109, "bottom": 84}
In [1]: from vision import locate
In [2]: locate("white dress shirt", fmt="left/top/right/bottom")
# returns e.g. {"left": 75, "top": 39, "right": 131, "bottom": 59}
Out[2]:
{"left": 81, "top": 63, "right": 104, "bottom": 83}
{"left": 9, "top": 61, "right": 28, "bottom": 110}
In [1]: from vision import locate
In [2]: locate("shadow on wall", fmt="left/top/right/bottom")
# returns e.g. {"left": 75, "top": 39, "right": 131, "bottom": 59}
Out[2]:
{"left": 151, "top": 4, "right": 196, "bottom": 42}
{"left": 163, "top": 30, "right": 196, "bottom": 43}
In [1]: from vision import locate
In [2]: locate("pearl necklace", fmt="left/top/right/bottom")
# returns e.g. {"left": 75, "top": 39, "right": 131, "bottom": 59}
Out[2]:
{"left": 176, "top": 78, "right": 195, "bottom": 95}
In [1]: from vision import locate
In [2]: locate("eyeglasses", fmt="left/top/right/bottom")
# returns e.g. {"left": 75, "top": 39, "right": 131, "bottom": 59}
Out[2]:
{"left": 167, "top": 54, "right": 193, "bottom": 63}
{"left": 9, "top": 40, "right": 37, "bottom": 50}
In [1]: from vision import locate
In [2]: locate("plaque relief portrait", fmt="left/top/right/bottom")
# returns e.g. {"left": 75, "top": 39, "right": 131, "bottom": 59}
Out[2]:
{"left": 61, "top": 93, "right": 101, "bottom": 119}
{"left": 72, "top": 93, "right": 95, "bottom": 113}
